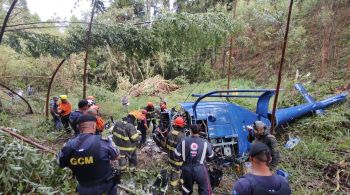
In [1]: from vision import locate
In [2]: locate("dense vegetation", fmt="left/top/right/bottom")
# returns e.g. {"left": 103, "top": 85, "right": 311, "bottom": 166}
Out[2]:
{"left": 0, "top": 0, "right": 349, "bottom": 194}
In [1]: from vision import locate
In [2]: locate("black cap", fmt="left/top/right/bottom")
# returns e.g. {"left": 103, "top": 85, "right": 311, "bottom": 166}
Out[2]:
{"left": 78, "top": 99, "right": 89, "bottom": 108}
{"left": 190, "top": 124, "right": 200, "bottom": 134}
{"left": 249, "top": 142, "right": 270, "bottom": 157}
{"left": 76, "top": 114, "right": 97, "bottom": 123}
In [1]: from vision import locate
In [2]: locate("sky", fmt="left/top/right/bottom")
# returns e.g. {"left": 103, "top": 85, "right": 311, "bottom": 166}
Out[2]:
{"left": 26, "top": 0, "right": 92, "bottom": 21}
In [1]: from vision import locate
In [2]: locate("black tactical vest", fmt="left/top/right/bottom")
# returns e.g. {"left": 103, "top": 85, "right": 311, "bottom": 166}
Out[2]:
{"left": 68, "top": 135, "right": 112, "bottom": 186}
{"left": 243, "top": 174, "right": 291, "bottom": 195}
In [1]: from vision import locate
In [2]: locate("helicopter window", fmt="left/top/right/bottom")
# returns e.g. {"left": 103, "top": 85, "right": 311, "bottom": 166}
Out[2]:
{"left": 197, "top": 107, "right": 230, "bottom": 124}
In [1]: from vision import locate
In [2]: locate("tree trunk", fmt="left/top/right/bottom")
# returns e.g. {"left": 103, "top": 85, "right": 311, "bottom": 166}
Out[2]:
{"left": 0, "top": 0, "right": 18, "bottom": 44}
{"left": 227, "top": 37, "right": 233, "bottom": 90}
{"left": 83, "top": 0, "right": 97, "bottom": 99}
{"left": 320, "top": 25, "right": 331, "bottom": 79}
{"left": 347, "top": 58, "right": 350, "bottom": 77}
{"left": 0, "top": 81, "right": 33, "bottom": 114}
{"left": 0, "top": 127, "right": 56, "bottom": 154}
{"left": 233, "top": 0, "right": 239, "bottom": 17}
{"left": 222, "top": 46, "right": 226, "bottom": 76}
{"left": 45, "top": 59, "right": 66, "bottom": 118}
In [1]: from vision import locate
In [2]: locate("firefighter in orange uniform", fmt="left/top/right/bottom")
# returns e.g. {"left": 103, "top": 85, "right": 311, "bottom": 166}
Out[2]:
{"left": 58, "top": 95, "right": 72, "bottom": 133}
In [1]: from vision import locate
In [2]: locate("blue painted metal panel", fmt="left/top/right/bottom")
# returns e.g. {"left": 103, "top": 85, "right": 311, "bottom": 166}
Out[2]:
{"left": 180, "top": 101, "right": 270, "bottom": 156}
{"left": 275, "top": 92, "right": 347, "bottom": 126}
{"left": 295, "top": 83, "right": 324, "bottom": 114}
{"left": 180, "top": 85, "right": 347, "bottom": 157}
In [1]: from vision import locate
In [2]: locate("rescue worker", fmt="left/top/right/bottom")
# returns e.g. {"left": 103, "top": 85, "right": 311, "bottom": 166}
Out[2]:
{"left": 232, "top": 142, "right": 291, "bottom": 195}
{"left": 121, "top": 95, "right": 129, "bottom": 112}
{"left": 174, "top": 124, "right": 214, "bottom": 195}
{"left": 87, "top": 96, "right": 96, "bottom": 107}
{"left": 166, "top": 116, "right": 186, "bottom": 188}
{"left": 50, "top": 96, "right": 62, "bottom": 130}
{"left": 58, "top": 95, "right": 72, "bottom": 132}
{"left": 145, "top": 102, "right": 157, "bottom": 133}
{"left": 112, "top": 114, "right": 141, "bottom": 171}
{"left": 88, "top": 106, "right": 105, "bottom": 134}
{"left": 247, "top": 121, "right": 280, "bottom": 169}
{"left": 137, "top": 110, "right": 148, "bottom": 145}
{"left": 58, "top": 114, "right": 119, "bottom": 195}
{"left": 160, "top": 102, "right": 167, "bottom": 112}
{"left": 70, "top": 99, "right": 89, "bottom": 136}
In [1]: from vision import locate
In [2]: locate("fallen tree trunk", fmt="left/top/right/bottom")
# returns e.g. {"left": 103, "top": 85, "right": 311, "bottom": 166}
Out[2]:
{"left": 0, "top": 127, "right": 56, "bottom": 154}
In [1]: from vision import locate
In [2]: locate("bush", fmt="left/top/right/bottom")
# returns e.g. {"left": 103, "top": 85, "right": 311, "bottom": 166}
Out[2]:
{"left": 172, "top": 76, "right": 189, "bottom": 85}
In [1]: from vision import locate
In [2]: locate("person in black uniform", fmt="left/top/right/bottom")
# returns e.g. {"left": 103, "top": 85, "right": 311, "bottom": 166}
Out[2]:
{"left": 232, "top": 142, "right": 291, "bottom": 195}
{"left": 145, "top": 102, "right": 157, "bottom": 133}
{"left": 58, "top": 114, "right": 119, "bottom": 195}
{"left": 112, "top": 114, "right": 140, "bottom": 171}
{"left": 69, "top": 99, "right": 90, "bottom": 136}
{"left": 174, "top": 124, "right": 214, "bottom": 195}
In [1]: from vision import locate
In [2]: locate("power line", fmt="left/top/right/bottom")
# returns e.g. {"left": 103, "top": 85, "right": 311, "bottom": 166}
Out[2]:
{"left": 3, "top": 20, "right": 155, "bottom": 32}
{"left": 1, "top": 21, "right": 90, "bottom": 28}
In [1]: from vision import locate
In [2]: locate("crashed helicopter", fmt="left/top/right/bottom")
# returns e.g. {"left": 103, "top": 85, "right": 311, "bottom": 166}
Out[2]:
{"left": 154, "top": 83, "right": 347, "bottom": 161}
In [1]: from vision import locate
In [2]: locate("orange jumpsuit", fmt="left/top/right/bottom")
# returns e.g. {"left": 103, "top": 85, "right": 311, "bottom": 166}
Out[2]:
{"left": 96, "top": 116, "right": 105, "bottom": 132}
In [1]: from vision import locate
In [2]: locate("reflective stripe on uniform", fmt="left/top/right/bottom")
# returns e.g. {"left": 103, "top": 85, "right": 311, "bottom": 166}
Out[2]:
{"left": 130, "top": 133, "right": 139, "bottom": 140}
{"left": 174, "top": 148, "right": 181, "bottom": 156}
{"left": 182, "top": 186, "right": 190, "bottom": 193}
{"left": 166, "top": 144, "right": 176, "bottom": 151}
{"left": 182, "top": 140, "right": 186, "bottom": 162}
{"left": 208, "top": 149, "right": 214, "bottom": 158}
{"left": 113, "top": 132, "right": 130, "bottom": 141}
{"left": 200, "top": 142, "right": 208, "bottom": 164}
{"left": 170, "top": 180, "right": 179, "bottom": 187}
{"left": 171, "top": 130, "right": 179, "bottom": 135}
{"left": 118, "top": 146, "right": 136, "bottom": 151}
{"left": 168, "top": 158, "right": 183, "bottom": 166}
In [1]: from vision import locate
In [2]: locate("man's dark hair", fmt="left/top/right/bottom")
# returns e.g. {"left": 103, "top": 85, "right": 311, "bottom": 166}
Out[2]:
{"left": 249, "top": 142, "right": 271, "bottom": 164}
{"left": 78, "top": 99, "right": 89, "bottom": 109}
{"left": 190, "top": 124, "right": 200, "bottom": 134}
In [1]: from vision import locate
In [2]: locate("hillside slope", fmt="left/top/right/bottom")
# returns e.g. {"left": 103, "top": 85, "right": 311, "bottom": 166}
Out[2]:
{"left": 1, "top": 78, "right": 349, "bottom": 194}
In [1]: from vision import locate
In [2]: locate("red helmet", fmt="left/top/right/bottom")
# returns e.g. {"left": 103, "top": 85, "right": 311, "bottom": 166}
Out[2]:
{"left": 173, "top": 117, "right": 185, "bottom": 128}
{"left": 147, "top": 102, "right": 154, "bottom": 107}
{"left": 142, "top": 109, "right": 148, "bottom": 114}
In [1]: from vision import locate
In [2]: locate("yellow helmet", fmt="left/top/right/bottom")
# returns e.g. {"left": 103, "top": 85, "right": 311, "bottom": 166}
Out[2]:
{"left": 60, "top": 95, "right": 68, "bottom": 100}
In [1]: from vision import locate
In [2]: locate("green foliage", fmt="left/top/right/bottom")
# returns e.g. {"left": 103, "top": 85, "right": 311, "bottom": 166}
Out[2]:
{"left": 172, "top": 75, "right": 189, "bottom": 85}
{"left": 0, "top": 130, "right": 75, "bottom": 194}
{"left": 3, "top": 11, "right": 242, "bottom": 87}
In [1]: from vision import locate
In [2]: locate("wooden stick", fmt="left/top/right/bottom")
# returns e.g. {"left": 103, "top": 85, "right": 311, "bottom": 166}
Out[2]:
{"left": 117, "top": 184, "right": 136, "bottom": 194}
{"left": 0, "top": 127, "right": 56, "bottom": 154}
{"left": 270, "top": 0, "right": 294, "bottom": 133}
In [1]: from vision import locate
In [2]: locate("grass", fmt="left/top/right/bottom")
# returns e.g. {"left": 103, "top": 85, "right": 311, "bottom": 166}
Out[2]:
{"left": 0, "top": 78, "right": 349, "bottom": 194}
